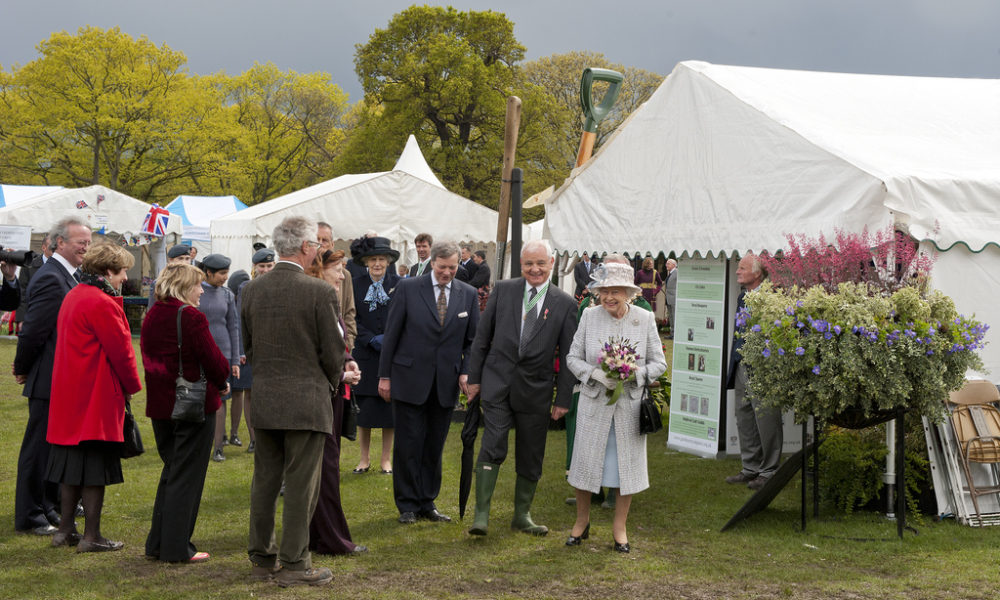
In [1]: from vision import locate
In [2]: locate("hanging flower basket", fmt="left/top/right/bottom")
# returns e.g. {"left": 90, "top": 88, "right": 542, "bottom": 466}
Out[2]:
{"left": 737, "top": 229, "right": 988, "bottom": 424}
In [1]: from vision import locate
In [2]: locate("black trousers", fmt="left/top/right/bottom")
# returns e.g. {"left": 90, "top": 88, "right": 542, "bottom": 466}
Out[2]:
{"left": 146, "top": 412, "right": 215, "bottom": 561}
{"left": 392, "top": 391, "right": 453, "bottom": 514}
{"left": 15, "top": 397, "right": 59, "bottom": 530}
{"left": 477, "top": 395, "right": 551, "bottom": 481}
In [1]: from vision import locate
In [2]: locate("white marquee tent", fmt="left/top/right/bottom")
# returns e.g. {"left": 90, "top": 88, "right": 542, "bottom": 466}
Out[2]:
{"left": 544, "top": 61, "right": 1000, "bottom": 381}
{"left": 0, "top": 184, "right": 183, "bottom": 239}
{"left": 165, "top": 194, "right": 248, "bottom": 256}
{"left": 0, "top": 184, "right": 64, "bottom": 208}
{"left": 211, "top": 135, "right": 499, "bottom": 273}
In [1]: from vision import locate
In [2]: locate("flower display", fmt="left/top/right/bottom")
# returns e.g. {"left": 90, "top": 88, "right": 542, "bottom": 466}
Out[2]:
{"left": 598, "top": 336, "right": 641, "bottom": 405}
{"left": 738, "top": 230, "right": 988, "bottom": 424}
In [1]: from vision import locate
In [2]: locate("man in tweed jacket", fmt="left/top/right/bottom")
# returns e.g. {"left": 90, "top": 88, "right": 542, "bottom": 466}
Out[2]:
{"left": 240, "top": 216, "right": 346, "bottom": 588}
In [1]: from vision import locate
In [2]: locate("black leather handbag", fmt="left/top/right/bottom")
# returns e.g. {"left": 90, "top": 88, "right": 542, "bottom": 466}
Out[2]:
{"left": 638, "top": 386, "right": 663, "bottom": 435}
{"left": 121, "top": 400, "right": 144, "bottom": 458}
{"left": 172, "top": 307, "right": 207, "bottom": 423}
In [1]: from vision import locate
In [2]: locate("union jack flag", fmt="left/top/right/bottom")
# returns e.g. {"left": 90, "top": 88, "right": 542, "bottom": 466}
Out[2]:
{"left": 141, "top": 204, "right": 170, "bottom": 237}
{"left": 75, "top": 200, "right": 88, "bottom": 209}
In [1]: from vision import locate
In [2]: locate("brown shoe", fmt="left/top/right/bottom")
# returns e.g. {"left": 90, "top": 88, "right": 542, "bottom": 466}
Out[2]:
{"left": 724, "top": 472, "right": 757, "bottom": 485}
{"left": 276, "top": 567, "right": 333, "bottom": 587}
{"left": 747, "top": 476, "right": 770, "bottom": 491}
{"left": 250, "top": 564, "right": 280, "bottom": 581}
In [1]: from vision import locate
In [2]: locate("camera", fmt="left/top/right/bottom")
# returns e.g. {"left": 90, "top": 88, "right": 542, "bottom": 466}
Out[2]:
{"left": 0, "top": 249, "right": 36, "bottom": 267}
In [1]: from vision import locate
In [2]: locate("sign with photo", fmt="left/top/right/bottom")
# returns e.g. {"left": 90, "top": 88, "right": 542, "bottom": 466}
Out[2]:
{"left": 667, "top": 257, "right": 728, "bottom": 458}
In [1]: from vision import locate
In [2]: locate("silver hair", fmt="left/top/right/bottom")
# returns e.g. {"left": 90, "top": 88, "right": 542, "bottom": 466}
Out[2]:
{"left": 430, "top": 240, "right": 460, "bottom": 262}
{"left": 520, "top": 239, "right": 552, "bottom": 258}
{"left": 742, "top": 252, "right": 764, "bottom": 276}
{"left": 49, "top": 217, "right": 89, "bottom": 251}
{"left": 272, "top": 216, "right": 317, "bottom": 257}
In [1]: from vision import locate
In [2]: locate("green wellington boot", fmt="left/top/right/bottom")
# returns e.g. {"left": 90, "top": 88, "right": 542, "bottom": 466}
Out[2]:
{"left": 468, "top": 463, "right": 500, "bottom": 536}
{"left": 510, "top": 475, "right": 548, "bottom": 536}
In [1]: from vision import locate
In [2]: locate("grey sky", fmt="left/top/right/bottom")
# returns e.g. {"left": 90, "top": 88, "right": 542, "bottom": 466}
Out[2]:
{"left": 3, "top": 1, "right": 999, "bottom": 102}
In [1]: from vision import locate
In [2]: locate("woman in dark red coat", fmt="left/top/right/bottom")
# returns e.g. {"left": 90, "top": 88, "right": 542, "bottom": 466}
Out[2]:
{"left": 47, "top": 244, "right": 143, "bottom": 553}
{"left": 140, "top": 263, "right": 230, "bottom": 563}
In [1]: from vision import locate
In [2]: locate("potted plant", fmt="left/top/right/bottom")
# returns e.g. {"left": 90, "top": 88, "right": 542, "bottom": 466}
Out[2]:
{"left": 737, "top": 229, "right": 988, "bottom": 425}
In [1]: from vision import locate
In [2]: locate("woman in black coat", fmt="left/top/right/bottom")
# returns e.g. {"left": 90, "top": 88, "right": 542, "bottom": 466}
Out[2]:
{"left": 350, "top": 237, "right": 400, "bottom": 474}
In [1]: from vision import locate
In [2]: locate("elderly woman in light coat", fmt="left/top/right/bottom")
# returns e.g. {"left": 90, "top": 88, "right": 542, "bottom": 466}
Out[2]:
{"left": 565, "top": 262, "right": 667, "bottom": 553}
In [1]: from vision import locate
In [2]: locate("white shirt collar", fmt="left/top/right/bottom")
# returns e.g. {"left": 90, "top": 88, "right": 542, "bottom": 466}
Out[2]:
{"left": 52, "top": 252, "right": 77, "bottom": 275}
{"left": 431, "top": 272, "right": 450, "bottom": 289}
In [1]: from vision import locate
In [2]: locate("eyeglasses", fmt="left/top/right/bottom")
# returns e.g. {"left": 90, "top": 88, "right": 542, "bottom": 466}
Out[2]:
{"left": 305, "top": 240, "right": 321, "bottom": 248}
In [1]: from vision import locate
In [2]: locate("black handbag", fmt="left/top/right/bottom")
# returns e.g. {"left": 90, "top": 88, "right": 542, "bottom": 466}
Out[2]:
{"left": 638, "top": 386, "right": 663, "bottom": 435}
{"left": 121, "top": 400, "right": 144, "bottom": 458}
{"left": 172, "top": 306, "right": 207, "bottom": 423}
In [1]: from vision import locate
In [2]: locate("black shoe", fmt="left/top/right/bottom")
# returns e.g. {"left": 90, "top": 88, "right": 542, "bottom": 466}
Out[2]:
{"left": 27, "top": 524, "right": 58, "bottom": 536}
{"left": 229, "top": 435, "right": 242, "bottom": 447}
{"left": 51, "top": 531, "right": 82, "bottom": 547}
{"left": 398, "top": 512, "right": 418, "bottom": 524}
{"left": 418, "top": 509, "right": 452, "bottom": 522}
{"left": 747, "top": 476, "right": 770, "bottom": 491}
{"left": 352, "top": 466, "right": 370, "bottom": 474}
{"left": 613, "top": 541, "right": 630, "bottom": 553}
{"left": 565, "top": 523, "right": 590, "bottom": 546}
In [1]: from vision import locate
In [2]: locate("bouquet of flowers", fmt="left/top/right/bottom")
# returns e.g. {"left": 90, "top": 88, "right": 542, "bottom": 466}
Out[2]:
{"left": 599, "top": 336, "right": 641, "bottom": 405}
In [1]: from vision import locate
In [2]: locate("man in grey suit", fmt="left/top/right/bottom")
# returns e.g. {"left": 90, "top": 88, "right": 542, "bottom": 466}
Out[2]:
{"left": 241, "top": 216, "right": 347, "bottom": 587}
{"left": 466, "top": 240, "right": 578, "bottom": 536}
{"left": 378, "top": 241, "right": 479, "bottom": 524}
{"left": 725, "top": 253, "right": 782, "bottom": 491}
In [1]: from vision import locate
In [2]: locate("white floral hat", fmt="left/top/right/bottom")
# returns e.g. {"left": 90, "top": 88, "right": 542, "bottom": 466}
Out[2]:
{"left": 590, "top": 262, "right": 642, "bottom": 296}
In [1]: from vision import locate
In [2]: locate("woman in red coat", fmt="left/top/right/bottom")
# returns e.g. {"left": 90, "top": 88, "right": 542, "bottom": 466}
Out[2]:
{"left": 47, "top": 244, "right": 143, "bottom": 553}
{"left": 141, "top": 263, "right": 230, "bottom": 563}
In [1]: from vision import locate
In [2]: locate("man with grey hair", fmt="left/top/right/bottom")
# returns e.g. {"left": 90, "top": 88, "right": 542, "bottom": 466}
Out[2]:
{"left": 378, "top": 240, "right": 479, "bottom": 524}
{"left": 725, "top": 252, "right": 781, "bottom": 491}
{"left": 465, "top": 239, "right": 577, "bottom": 536}
{"left": 13, "top": 216, "right": 91, "bottom": 535}
{"left": 241, "top": 216, "right": 349, "bottom": 587}
{"left": 663, "top": 258, "right": 678, "bottom": 339}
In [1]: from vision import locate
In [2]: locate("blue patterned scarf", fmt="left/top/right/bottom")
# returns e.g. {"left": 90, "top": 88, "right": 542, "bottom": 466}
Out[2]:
{"left": 363, "top": 277, "right": 390, "bottom": 311}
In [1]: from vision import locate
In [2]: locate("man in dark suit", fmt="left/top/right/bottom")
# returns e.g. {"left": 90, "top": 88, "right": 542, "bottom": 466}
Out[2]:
{"left": 13, "top": 217, "right": 91, "bottom": 535}
{"left": 459, "top": 244, "right": 478, "bottom": 279}
{"left": 378, "top": 241, "right": 479, "bottom": 524}
{"left": 573, "top": 253, "right": 594, "bottom": 298}
{"left": 241, "top": 216, "right": 346, "bottom": 587}
{"left": 466, "top": 240, "right": 577, "bottom": 536}
{"left": 0, "top": 256, "right": 23, "bottom": 312}
{"left": 408, "top": 233, "right": 433, "bottom": 278}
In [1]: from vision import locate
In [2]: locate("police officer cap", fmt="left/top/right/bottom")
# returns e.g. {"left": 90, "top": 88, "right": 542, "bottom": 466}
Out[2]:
{"left": 252, "top": 248, "right": 276, "bottom": 264}
{"left": 201, "top": 254, "right": 231, "bottom": 271}
{"left": 167, "top": 244, "right": 192, "bottom": 259}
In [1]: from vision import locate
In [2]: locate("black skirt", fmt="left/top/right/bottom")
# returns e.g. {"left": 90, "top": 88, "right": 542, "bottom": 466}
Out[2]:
{"left": 355, "top": 394, "right": 394, "bottom": 429}
{"left": 46, "top": 441, "right": 124, "bottom": 487}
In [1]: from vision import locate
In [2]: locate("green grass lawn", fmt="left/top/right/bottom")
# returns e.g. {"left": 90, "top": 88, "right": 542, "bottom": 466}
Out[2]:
{"left": 2, "top": 337, "right": 1000, "bottom": 599}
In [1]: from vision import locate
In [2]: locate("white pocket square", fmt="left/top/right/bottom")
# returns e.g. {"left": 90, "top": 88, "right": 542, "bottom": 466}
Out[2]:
{"left": 458, "top": 311, "right": 469, "bottom": 318}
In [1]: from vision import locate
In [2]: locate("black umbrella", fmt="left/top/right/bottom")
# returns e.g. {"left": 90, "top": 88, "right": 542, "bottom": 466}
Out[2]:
{"left": 458, "top": 395, "right": 482, "bottom": 520}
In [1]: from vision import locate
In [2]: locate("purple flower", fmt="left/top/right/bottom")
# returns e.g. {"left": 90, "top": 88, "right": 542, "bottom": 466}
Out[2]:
{"left": 778, "top": 348, "right": 785, "bottom": 356}
{"left": 751, "top": 324, "right": 762, "bottom": 333}
{"left": 812, "top": 365, "right": 821, "bottom": 375}
{"left": 795, "top": 347, "right": 805, "bottom": 356}
{"left": 774, "top": 319, "right": 782, "bottom": 327}
{"left": 833, "top": 325, "right": 841, "bottom": 335}
{"left": 785, "top": 306, "right": 795, "bottom": 316}
{"left": 926, "top": 350, "right": 934, "bottom": 356}
{"left": 762, "top": 348, "right": 771, "bottom": 358}
{"left": 824, "top": 332, "right": 832, "bottom": 340}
